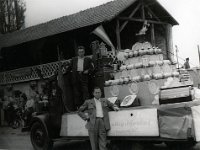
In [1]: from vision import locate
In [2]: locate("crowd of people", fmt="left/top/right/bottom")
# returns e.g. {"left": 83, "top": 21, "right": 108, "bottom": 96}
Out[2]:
{"left": 0, "top": 45, "right": 94, "bottom": 128}
{"left": 0, "top": 44, "right": 119, "bottom": 150}
{"left": 0, "top": 81, "right": 50, "bottom": 128}
{"left": 0, "top": 44, "right": 104, "bottom": 133}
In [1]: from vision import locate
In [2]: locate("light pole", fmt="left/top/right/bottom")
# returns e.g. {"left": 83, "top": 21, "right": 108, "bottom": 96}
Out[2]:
{"left": 175, "top": 45, "right": 180, "bottom": 72}
{"left": 198, "top": 45, "right": 200, "bottom": 67}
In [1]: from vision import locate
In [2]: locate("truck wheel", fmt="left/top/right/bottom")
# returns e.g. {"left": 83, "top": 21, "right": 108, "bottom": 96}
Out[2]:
{"left": 30, "top": 122, "right": 53, "bottom": 150}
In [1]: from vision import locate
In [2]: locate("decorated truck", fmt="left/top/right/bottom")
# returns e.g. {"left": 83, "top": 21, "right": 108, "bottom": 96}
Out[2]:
{"left": 29, "top": 40, "right": 200, "bottom": 150}
{"left": 0, "top": 0, "right": 200, "bottom": 150}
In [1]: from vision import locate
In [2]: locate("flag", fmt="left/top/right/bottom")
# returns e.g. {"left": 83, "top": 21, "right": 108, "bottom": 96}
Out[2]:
{"left": 92, "top": 25, "right": 115, "bottom": 51}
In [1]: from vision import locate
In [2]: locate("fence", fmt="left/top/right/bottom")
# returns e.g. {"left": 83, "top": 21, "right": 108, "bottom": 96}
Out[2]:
{"left": 0, "top": 59, "right": 70, "bottom": 85}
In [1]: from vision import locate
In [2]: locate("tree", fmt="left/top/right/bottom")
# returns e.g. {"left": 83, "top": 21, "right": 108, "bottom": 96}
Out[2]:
{"left": 0, "top": 0, "right": 26, "bottom": 34}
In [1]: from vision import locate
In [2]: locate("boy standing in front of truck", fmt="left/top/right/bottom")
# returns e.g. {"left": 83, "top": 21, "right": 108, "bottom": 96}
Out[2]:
{"left": 78, "top": 87, "right": 119, "bottom": 150}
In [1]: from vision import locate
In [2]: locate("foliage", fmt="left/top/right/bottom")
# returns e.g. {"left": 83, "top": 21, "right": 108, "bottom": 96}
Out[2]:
{"left": 0, "top": 0, "right": 26, "bottom": 34}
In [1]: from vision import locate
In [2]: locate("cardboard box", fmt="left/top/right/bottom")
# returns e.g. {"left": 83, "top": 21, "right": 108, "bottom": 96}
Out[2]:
{"left": 60, "top": 108, "right": 159, "bottom": 137}
{"left": 108, "top": 108, "right": 159, "bottom": 136}
{"left": 104, "top": 79, "right": 166, "bottom": 106}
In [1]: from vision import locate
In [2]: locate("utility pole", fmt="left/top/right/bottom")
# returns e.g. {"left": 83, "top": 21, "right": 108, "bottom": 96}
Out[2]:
{"left": 198, "top": 45, "right": 200, "bottom": 67}
{"left": 175, "top": 45, "right": 180, "bottom": 71}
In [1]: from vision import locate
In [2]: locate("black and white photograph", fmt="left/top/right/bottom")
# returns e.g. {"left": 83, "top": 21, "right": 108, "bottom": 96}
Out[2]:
{"left": 0, "top": 0, "right": 200, "bottom": 150}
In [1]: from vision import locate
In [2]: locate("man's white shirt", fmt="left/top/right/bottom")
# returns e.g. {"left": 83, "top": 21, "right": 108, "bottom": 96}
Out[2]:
{"left": 94, "top": 98, "right": 104, "bottom": 118}
{"left": 77, "top": 57, "right": 84, "bottom": 71}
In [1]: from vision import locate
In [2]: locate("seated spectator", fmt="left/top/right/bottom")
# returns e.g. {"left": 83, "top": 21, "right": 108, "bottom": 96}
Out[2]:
{"left": 24, "top": 97, "right": 35, "bottom": 127}
{"left": 28, "top": 81, "right": 40, "bottom": 112}
{"left": 39, "top": 94, "right": 48, "bottom": 111}
{"left": 3, "top": 96, "right": 15, "bottom": 126}
{"left": 39, "top": 81, "right": 49, "bottom": 111}
{"left": 19, "top": 93, "right": 27, "bottom": 110}
{"left": 0, "top": 97, "right": 3, "bottom": 108}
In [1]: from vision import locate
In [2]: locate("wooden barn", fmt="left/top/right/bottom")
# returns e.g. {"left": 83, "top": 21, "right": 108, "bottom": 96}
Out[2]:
{"left": 0, "top": 0, "right": 178, "bottom": 111}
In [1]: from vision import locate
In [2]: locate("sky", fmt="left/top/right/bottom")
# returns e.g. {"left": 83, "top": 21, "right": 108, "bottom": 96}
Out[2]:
{"left": 24, "top": 0, "right": 200, "bottom": 67}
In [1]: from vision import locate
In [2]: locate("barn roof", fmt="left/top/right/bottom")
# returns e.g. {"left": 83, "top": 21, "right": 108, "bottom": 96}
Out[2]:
{"left": 0, "top": 0, "right": 178, "bottom": 48}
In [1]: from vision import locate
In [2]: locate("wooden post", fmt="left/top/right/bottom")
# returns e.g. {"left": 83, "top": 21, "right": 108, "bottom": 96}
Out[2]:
{"left": 166, "top": 24, "right": 173, "bottom": 61}
{"left": 151, "top": 23, "right": 155, "bottom": 46}
{"left": 140, "top": 0, "right": 145, "bottom": 20}
{"left": 72, "top": 32, "right": 78, "bottom": 55}
{"left": 116, "top": 20, "right": 121, "bottom": 50}
{"left": 73, "top": 39, "right": 78, "bottom": 55}
{"left": 175, "top": 45, "right": 180, "bottom": 71}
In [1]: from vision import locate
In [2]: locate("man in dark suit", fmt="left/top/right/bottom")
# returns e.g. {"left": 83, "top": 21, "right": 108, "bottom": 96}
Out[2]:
{"left": 78, "top": 87, "right": 119, "bottom": 150}
{"left": 69, "top": 46, "right": 94, "bottom": 109}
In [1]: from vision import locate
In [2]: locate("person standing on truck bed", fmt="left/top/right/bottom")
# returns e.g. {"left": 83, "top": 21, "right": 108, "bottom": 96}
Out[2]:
{"left": 67, "top": 46, "right": 94, "bottom": 109}
{"left": 78, "top": 87, "right": 119, "bottom": 150}
{"left": 184, "top": 57, "right": 190, "bottom": 69}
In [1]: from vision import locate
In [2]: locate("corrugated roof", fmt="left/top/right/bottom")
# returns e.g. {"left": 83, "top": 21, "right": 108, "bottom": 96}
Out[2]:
{"left": 0, "top": 0, "right": 178, "bottom": 48}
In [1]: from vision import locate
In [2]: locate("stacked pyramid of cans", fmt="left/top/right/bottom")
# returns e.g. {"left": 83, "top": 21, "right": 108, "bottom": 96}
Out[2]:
{"left": 105, "top": 42, "right": 179, "bottom": 86}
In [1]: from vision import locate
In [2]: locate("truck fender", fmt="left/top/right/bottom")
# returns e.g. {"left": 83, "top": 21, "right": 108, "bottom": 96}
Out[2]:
{"left": 30, "top": 113, "right": 52, "bottom": 139}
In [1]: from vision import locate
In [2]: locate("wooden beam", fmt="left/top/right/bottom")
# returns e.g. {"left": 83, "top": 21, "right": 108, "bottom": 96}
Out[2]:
{"left": 120, "top": 3, "right": 141, "bottom": 32}
{"left": 140, "top": 0, "right": 145, "bottom": 20}
{"left": 144, "top": 4, "right": 160, "bottom": 22}
{"left": 146, "top": 4, "right": 156, "bottom": 47}
{"left": 166, "top": 24, "right": 174, "bottom": 61}
{"left": 118, "top": 17, "right": 168, "bottom": 25}
{"left": 145, "top": 5, "right": 166, "bottom": 31}
{"left": 72, "top": 32, "right": 78, "bottom": 55}
{"left": 116, "top": 20, "right": 121, "bottom": 50}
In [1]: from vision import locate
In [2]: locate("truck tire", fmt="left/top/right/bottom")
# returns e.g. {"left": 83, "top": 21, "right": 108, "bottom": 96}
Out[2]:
{"left": 30, "top": 122, "right": 53, "bottom": 150}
